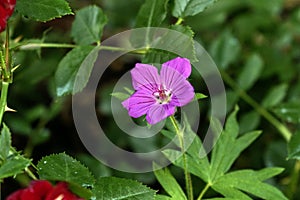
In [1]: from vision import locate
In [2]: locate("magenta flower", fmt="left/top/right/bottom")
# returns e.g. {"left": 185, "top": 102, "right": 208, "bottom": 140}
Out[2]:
{"left": 122, "top": 57, "right": 195, "bottom": 124}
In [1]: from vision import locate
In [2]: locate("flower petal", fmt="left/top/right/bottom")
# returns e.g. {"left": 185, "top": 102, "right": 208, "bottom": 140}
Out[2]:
{"left": 162, "top": 57, "right": 191, "bottom": 78}
{"left": 131, "top": 63, "right": 161, "bottom": 91}
{"left": 161, "top": 65, "right": 194, "bottom": 106}
{"left": 122, "top": 90, "right": 156, "bottom": 118}
{"left": 146, "top": 104, "right": 175, "bottom": 124}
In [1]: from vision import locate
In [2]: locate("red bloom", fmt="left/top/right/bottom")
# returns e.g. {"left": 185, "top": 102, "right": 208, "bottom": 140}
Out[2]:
{"left": 6, "top": 180, "right": 84, "bottom": 200}
{"left": 0, "top": 0, "right": 16, "bottom": 32}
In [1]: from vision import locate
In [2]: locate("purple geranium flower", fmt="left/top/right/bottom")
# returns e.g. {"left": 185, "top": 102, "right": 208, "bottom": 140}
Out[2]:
{"left": 122, "top": 57, "right": 195, "bottom": 125}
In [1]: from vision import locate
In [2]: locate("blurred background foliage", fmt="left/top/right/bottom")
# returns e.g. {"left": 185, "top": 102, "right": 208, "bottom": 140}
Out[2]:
{"left": 1, "top": 0, "right": 300, "bottom": 198}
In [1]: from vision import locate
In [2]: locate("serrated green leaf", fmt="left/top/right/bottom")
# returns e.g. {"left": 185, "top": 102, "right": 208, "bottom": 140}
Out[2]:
{"left": 172, "top": 0, "right": 218, "bottom": 18}
{"left": 209, "top": 30, "right": 241, "bottom": 69}
{"left": 237, "top": 53, "right": 264, "bottom": 90}
{"left": 0, "top": 155, "right": 31, "bottom": 180}
{"left": 153, "top": 163, "right": 187, "bottom": 200}
{"left": 210, "top": 107, "right": 262, "bottom": 180}
{"left": 288, "top": 130, "right": 300, "bottom": 160}
{"left": 0, "top": 124, "right": 11, "bottom": 161}
{"left": 55, "top": 46, "right": 97, "bottom": 96}
{"left": 71, "top": 5, "right": 107, "bottom": 45}
{"left": 135, "top": 0, "right": 168, "bottom": 27}
{"left": 16, "top": 0, "right": 73, "bottom": 22}
{"left": 272, "top": 102, "right": 300, "bottom": 124}
{"left": 262, "top": 84, "right": 288, "bottom": 108}
{"left": 92, "top": 177, "right": 156, "bottom": 200}
{"left": 37, "top": 153, "right": 95, "bottom": 188}
{"left": 213, "top": 169, "right": 288, "bottom": 200}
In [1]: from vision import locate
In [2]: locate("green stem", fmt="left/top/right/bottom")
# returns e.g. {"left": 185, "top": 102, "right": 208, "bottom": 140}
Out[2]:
{"left": 197, "top": 183, "right": 211, "bottom": 200}
{"left": 287, "top": 160, "right": 300, "bottom": 199}
{"left": 0, "top": 82, "right": 9, "bottom": 125}
{"left": 221, "top": 71, "right": 292, "bottom": 141}
{"left": 170, "top": 115, "right": 193, "bottom": 200}
{"left": 18, "top": 43, "right": 77, "bottom": 50}
{"left": 175, "top": 17, "right": 184, "bottom": 25}
{"left": 25, "top": 167, "right": 38, "bottom": 180}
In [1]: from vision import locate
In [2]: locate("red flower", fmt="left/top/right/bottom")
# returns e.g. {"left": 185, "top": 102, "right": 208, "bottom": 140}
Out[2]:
{"left": 6, "top": 180, "right": 84, "bottom": 200}
{"left": 0, "top": 0, "right": 16, "bottom": 32}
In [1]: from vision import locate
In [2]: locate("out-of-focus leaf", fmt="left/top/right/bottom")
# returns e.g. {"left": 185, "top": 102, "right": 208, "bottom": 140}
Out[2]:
{"left": 16, "top": 0, "right": 73, "bottom": 22}
{"left": 111, "top": 92, "right": 131, "bottom": 101}
{"left": 153, "top": 163, "right": 187, "bottom": 200}
{"left": 209, "top": 30, "right": 241, "bottom": 69}
{"left": 239, "top": 111, "right": 261, "bottom": 133}
{"left": 262, "top": 84, "right": 288, "bottom": 108}
{"left": 288, "top": 130, "right": 300, "bottom": 160}
{"left": 172, "top": 0, "right": 219, "bottom": 18}
{"left": 272, "top": 102, "right": 300, "bottom": 124}
{"left": 55, "top": 46, "right": 97, "bottom": 96}
{"left": 195, "top": 93, "right": 207, "bottom": 100}
{"left": 92, "top": 177, "right": 156, "bottom": 200}
{"left": 237, "top": 53, "right": 264, "bottom": 90}
{"left": 37, "top": 153, "right": 95, "bottom": 188}
{"left": 71, "top": 5, "right": 107, "bottom": 45}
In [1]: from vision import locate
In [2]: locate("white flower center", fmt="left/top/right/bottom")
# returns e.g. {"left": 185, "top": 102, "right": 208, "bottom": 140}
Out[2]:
{"left": 153, "top": 87, "right": 172, "bottom": 104}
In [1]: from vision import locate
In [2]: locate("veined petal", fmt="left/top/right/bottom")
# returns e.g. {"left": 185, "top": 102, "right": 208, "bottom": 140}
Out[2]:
{"left": 162, "top": 57, "right": 192, "bottom": 78}
{"left": 161, "top": 66, "right": 194, "bottom": 106}
{"left": 122, "top": 90, "right": 156, "bottom": 118}
{"left": 146, "top": 104, "right": 175, "bottom": 125}
{"left": 131, "top": 63, "right": 161, "bottom": 91}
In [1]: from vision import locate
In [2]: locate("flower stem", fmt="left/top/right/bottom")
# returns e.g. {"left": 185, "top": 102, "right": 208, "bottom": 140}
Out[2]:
{"left": 175, "top": 18, "right": 184, "bottom": 25}
{"left": 0, "top": 82, "right": 9, "bottom": 125}
{"left": 25, "top": 167, "right": 38, "bottom": 180}
{"left": 221, "top": 71, "right": 292, "bottom": 141}
{"left": 197, "top": 183, "right": 211, "bottom": 200}
{"left": 287, "top": 160, "right": 300, "bottom": 199}
{"left": 170, "top": 115, "right": 193, "bottom": 200}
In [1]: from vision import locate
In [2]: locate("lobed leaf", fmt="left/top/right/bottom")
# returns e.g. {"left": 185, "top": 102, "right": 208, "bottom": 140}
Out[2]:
{"left": 71, "top": 5, "right": 108, "bottom": 45}
{"left": 212, "top": 169, "right": 288, "bottom": 200}
{"left": 92, "top": 177, "right": 156, "bottom": 200}
{"left": 0, "top": 155, "right": 31, "bottom": 180}
{"left": 37, "top": 153, "right": 95, "bottom": 188}
{"left": 16, "top": 0, "right": 73, "bottom": 22}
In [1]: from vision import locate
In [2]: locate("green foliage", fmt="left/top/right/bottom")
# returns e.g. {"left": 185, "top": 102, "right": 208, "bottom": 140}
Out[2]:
{"left": 37, "top": 153, "right": 95, "bottom": 188}
{"left": 153, "top": 163, "right": 187, "bottom": 200}
{"left": 135, "top": 0, "right": 169, "bottom": 28}
{"left": 0, "top": 125, "right": 31, "bottom": 180}
{"left": 55, "top": 46, "right": 97, "bottom": 96}
{"left": 16, "top": 0, "right": 73, "bottom": 22}
{"left": 91, "top": 177, "right": 156, "bottom": 200}
{"left": 162, "top": 109, "right": 287, "bottom": 199}
{"left": 288, "top": 130, "right": 300, "bottom": 160}
{"left": 71, "top": 5, "right": 108, "bottom": 45}
{"left": 172, "top": 0, "right": 218, "bottom": 18}
{"left": 272, "top": 102, "right": 300, "bottom": 124}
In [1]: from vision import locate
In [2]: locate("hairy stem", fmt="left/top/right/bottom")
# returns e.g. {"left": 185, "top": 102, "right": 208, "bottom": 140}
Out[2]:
{"left": 170, "top": 115, "right": 193, "bottom": 200}
{"left": 221, "top": 71, "right": 292, "bottom": 141}
{"left": 197, "top": 183, "right": 211, "bottom": 200}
